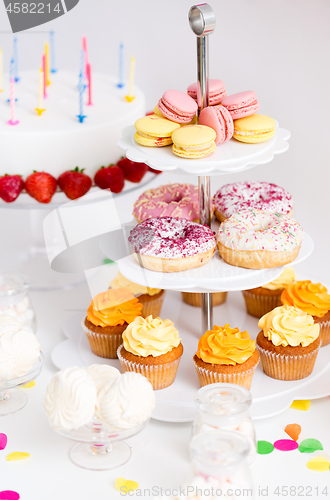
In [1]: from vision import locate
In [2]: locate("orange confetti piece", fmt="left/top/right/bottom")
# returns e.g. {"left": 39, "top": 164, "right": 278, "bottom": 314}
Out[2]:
{"left": 285, "top": 423, "right": 301, "bottom": 441}
{"left": 115, "top": 478, "right": 139, "bottom": 492}
{"left": 306, "top": 457, "right": 330, "bottom": 472}
{"left": 6, "top": 452, "right": 30, "bottom": 461}
{"left": 20, "top": 381, "right": 35, "bottom": 389}
{"left": 290, "top": 400, "right": 311, "bottom": 411}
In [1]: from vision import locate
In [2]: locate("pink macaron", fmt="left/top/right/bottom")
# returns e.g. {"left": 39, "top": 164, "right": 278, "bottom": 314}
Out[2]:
{"left": 221, "top": 91, "right": 260, "bottom": 120}
{"left": 187, "top": 79, "right": 227, "bottom": 107}
{"left": 158, "top": 90, "right": 197, "bottom": 124}
{"left": 199, "top": 105, "right": 234, "bottom": 145}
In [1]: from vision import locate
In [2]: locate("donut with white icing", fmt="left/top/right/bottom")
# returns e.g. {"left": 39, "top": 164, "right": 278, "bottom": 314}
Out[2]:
{"left": 216, "top": 209, "right": 303, "bottom": 269}
{"left": 213, "top": 182, "right": 293, "bottom": 222}
{"left": 133, "top": 184, "right": 200, "bottom": 223}
{"left": 129, "top": 217, "right": 216, "bottom": 272}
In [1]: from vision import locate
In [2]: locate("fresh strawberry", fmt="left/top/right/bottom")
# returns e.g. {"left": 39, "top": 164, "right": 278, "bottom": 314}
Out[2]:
{"left": 148, "top": 166, "right": 162, "bottom": 175}
{"left": 117, "top": 157, "right": 148, "bottom": 183}
{"left": 58, "top": 167, "right": 92, "bottom": 200}
{"left": 0, "top": 175, "right": 24, "bottom": 202}
{"left": 25, "top": 171, "right": 57, "bottom": 204}
{"left": 94, "top": 165, "right": 125, "bottom": 193}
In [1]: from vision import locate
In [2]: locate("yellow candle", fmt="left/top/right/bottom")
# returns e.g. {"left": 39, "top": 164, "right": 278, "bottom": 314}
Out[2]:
{"left": 125, "top": 55, "right": 135, "bottom": 102}
{"left": 35, "top": 67, "right": 45, "bottom": 115}
{"left": 45, "top": 42, "right": 50, "bottom": 86}
{"left": 0, "top": 48, "right": 3, "bottom": 92}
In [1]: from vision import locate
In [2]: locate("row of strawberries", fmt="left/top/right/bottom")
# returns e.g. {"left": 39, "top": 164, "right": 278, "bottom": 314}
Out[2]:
{"left": 0, "top": 159, "right": 161, "bottom": 204}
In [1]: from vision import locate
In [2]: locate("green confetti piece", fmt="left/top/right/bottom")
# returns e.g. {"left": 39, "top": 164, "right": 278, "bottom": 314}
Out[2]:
{"left": 257, "top": 440, "right": 274, "bottom": 455}
{"left": 299, "top": 439, "right": 323, "bottom": 453}
{"left": 103, "top": 258, "right": 115, "bottom": 265}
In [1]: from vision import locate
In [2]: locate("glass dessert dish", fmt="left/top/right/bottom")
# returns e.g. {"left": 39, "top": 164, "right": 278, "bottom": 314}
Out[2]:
{"left": 192, "top": 383, "right": 256, "bottom": 464}
{"left": 0, "top": 274, "right": 36, "bottom": 332}
{"left": 0, "top": 352, "right": 44, "bottom": 416}
{"left": 51, "top": 417, "right": 150, "bottom": 471}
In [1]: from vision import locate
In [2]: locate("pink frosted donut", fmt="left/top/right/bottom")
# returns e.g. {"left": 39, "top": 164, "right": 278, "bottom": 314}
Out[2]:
{"left": 133, "top": 183, "right": 200, "bottom": 223}
{"left": 213, "top": 181, "right": 293, "bottom": 222}
{"left": 128, "top": 216, "right": 216, "bottom": 273}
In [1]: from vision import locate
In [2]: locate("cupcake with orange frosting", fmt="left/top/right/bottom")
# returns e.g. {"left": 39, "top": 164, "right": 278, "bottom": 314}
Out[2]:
{"left": 117, "top": 315, "right": 183, "bottom": 390}
{"left": 242, "top": 267, "right": 296, "bottom": 318}
{"left": 83, "top": 288, "right": 143, "bottom": 359}
{"left": 281, "top": 281, "right": 330, "bottom": 346}
{"left": 110, "top": 271, "right": 165, "bottom": 318}
{"left": 257, "top": 305, "right": 320, "bottom": 380}
{"left": 193, "top": 324, "right": 259, "bottom": 390}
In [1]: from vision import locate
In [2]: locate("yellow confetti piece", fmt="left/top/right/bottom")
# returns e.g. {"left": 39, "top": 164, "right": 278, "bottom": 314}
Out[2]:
{"left": 290, "top": 400, "right": 311, "bottom": 411}
{"left": 115, "top": 478, "right": 139, "bottom": 492}
{"left": 6, "top": 452, "right": 31, "bottom": 461}
{"left": 20, "top": 381, "right": 35, "bottom": 389}
{"left": 306, "top": 457, "right": 330, "bottom": 472}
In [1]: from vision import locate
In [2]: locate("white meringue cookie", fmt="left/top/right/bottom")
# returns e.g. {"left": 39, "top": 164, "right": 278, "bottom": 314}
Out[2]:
{"left": 84, "top": 364, "right": 120, "bottom": 394}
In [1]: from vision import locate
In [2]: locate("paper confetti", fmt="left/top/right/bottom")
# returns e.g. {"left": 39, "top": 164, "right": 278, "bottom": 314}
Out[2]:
{"left": 299, "top": 439, "right": 323, "bottom": 454}
{"left": 290, "top": 400, "right": 311, "bottom": 411}
{"left": 20, "top": 381, "right": 35, "bottom": 389}
{"left": 0, "top": 433, "right": 7, "bottom": 450}
{"left": 285, "top": 423, "right": 301, "bottom": 441}
{"left": 6, "top": 452, "right": 30, "bottom": 461}
{"left": 0, "top": 491, "right": 20, "bottom": 500}
{"left": 274, "top": 439, "right": 299, "bottom": 451}
{"left": 306, "top": 457, "right": 330, "bottom": 472}
{"left": 115, "top": 478, "right": 139, "bottom": 492}
{"left": 257, "top": 441, "right": 274, "bottom": 455}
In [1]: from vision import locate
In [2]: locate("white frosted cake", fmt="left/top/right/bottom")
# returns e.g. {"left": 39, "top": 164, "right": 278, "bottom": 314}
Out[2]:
{"left": 0, "top": 71, "right": 145, "bottom": 178}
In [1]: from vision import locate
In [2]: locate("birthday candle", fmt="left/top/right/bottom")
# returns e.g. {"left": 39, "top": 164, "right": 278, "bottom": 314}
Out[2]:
{"left": 8, "top": 76, "right": 19, "bottom": 125}
{"left": 82, "top": 36, "right": 88, "bottom": 74}
{"left": 125, "top": 55, "right": 135, "bottom": 102}
{"left": 50, "top": 31, "right": 57, "bottom": 73}
{"left": 45, "top": 42, "right": 50, "bottom": 86}
{"left": 13, "top": 37, "right": 19, "bottom": 82}
{"left": 117, "top": 42, "right": 124, "bottom": 88}
{"left": 35, "top": 68, "right": 45, "bottom": 115}
{"left": 77, "top": 72, "right": 86, "bottom": 123}
{"left": 42, "top": 54, "right": 47, "bottom": 98}
{"left": 87, "top": 63, "right": 92, "bottom": 105}
{"left": 0, "top": 48, "right": 3, "bottom": 92}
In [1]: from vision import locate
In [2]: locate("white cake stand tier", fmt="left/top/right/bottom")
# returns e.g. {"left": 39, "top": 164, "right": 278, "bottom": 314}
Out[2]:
{"left": 118, "top": 125, "right": 290, "bottom": 176}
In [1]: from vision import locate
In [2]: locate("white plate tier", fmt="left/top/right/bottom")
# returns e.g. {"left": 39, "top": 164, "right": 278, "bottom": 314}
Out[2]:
{"left": 117, "top": 125, "right": 290, "bottom": 176}
{"left": 51, "top": 287, "right": 330, "bottom": 422}
{"left": 116, "top": 233, "right": 313, "bottom": 293}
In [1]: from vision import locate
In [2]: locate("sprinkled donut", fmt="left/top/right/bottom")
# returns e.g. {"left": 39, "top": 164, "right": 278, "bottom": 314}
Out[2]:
{"left": 129, "top": 216, "right": 216, "bottom": 272}
{"left": 133, "top": 183, "right": 200, "bottom": 223}
{"left": 213, "top": 182, "right": 293, "bottom": 222}
{"left": 216, "top": 209, "right": 303, "bottom": 269}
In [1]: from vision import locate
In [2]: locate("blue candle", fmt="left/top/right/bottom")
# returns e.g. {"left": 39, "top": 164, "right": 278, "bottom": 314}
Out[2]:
{"left": 13, "top": 37, "right": 19, "bottom": 82}
{"left": 78, "top": 49, "right": 87, "bottom": 90}
{"left": 76, "top": 71, "right": 86, "bottom": 123}
{"left": 117, "top": 42, "right": 124, "bottom": 88}
{"left": 50, "top": 31, "right": 57, "bottom": 73}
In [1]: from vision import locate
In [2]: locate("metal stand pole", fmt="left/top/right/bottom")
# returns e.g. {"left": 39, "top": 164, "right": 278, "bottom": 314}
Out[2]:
{"left": 189, "top": 3, "right": 216, "bottom": 333}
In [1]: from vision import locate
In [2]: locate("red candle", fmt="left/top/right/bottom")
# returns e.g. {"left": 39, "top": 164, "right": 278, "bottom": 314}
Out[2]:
{"left": 87, "top": 62, "right": 92, "bottom": 106}
{"left": 42, "top": 54, "right": 47, "bottom": 98}
{"left": 82, "top": 36, "right": 88, "bottom": 76}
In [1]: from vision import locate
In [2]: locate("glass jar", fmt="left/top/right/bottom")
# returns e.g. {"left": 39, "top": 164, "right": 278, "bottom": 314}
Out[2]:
{"left": 0, "top": 274, "right": 36, "bottom": 332}
{"left": 192, "top": 383, "right": 256, "bottom": 464}
{"left": 189, "top": 430, "right": 254, "bottom": 499}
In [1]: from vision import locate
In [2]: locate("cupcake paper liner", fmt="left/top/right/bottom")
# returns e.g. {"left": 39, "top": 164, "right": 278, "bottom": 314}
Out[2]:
{"left": 82, "top": 323, "right": 124, "bottom": 359}
{"left": 242, "top": 290, "right": 282, "bottom": 318}
{"left": 315, "top": 317, "right": 330, "bottom": 347}
{"left": 181, "top": 292, "right": 227, "bottom": 308}
{"left": 256, "top": 344, "right": 320, "bottom": 380}
{"left": 117, "top": 344, "right": 182, "bottom": 390}
{"left": 193, "top": 362, "right": 258, "bottom": 390}
{"left": 140, "top": 292, "right": 165, "bottom": 318}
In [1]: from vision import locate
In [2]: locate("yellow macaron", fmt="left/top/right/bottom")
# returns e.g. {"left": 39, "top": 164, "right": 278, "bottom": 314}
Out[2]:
{"left": 172, "top": 125, "right": 216, "bottom": 159}
{"left": 233, "top": 114, "right": 276, "bottom": 143}
{"left": 134, "top": 115, "right": 180, "bottom": 147}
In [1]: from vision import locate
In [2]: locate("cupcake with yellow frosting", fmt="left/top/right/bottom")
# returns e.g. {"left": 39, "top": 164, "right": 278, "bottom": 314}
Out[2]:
{"left": 242, "top": 267, "right": 296, "bottom": 318}
{"left": 117, "top": 315, "right": 183, "bottom": 390}
{"left": 257, "top": 305, "right": 320, "bottom": 380}
{"left": 193, "top": 324, "right": 259, "bottom": 390}
{"left": 281, "top": 281, "right": 330, "bottom": 346}
{"left": 110, "top": 272, "right": 165, "bottom": 318}
{"left": 83, "top": 288, "right": 143, "bottom": 359}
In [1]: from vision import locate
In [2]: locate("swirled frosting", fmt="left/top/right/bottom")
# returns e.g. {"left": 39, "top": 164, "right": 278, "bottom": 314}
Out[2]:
{"left": 44, "top": 367, "right": 97, "bottom": 430}
{"left": 281, "top": 281, "right": 330, "bottom": 318}
{"left": 262, "top": 267, "right": 296, "bottom": 290}
{"left": 86, "top": 288, "right": 143, "bottom": 327}
{"left": 0, "top": 315, "right": 40, "bottom": 380}
{"left": 84, "top": 364, "right": 120, "bottom": 394}
{"left": 96, "top": 372, "right": 155, "bottom": 430}
{"left": 110, "top": 271, "right": 161, "bottom": 297}
{"left": 123, "top": 315, "right": 181, "bottom": 357}
{"left": 196, "top": 324, "right": 256, "bottom": 365}
{"left": 258, "top": 305, "right": 319, "bottom": 347}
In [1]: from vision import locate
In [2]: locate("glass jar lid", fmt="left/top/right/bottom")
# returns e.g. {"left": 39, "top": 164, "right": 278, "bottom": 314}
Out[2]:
{"left": 0, "top": 274, "right": 29, "bottom": 307}
{"left": 195, "top": 383, "right": 252, "bottom": 418}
